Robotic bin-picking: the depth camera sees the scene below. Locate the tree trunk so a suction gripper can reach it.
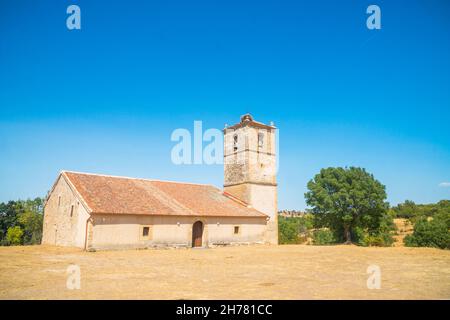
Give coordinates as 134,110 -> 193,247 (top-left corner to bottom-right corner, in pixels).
344,225 -> 352,244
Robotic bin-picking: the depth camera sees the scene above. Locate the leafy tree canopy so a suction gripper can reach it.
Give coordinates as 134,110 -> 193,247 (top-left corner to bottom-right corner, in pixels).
0,197 -> 44,246
392,199 -> 450,222
305,167 -> 389,244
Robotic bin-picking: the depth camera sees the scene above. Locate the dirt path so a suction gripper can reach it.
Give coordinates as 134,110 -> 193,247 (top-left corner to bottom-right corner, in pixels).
393,218 -> 414,247
0,245 -> 449,299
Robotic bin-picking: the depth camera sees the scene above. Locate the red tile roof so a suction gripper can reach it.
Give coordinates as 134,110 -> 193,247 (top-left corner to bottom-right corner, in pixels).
61,171 -> 267,218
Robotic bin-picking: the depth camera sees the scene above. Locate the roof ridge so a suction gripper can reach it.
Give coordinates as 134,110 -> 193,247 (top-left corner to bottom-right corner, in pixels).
62,170 -> 214,187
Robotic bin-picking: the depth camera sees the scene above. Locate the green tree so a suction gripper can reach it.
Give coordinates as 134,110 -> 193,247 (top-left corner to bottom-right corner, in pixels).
392,199 -> 450,222
0,201 -> 20,243
6,226 -> 24,245
391,200 -> 418,219
0,197 -> 44,245
18,210 -> 43,245
305,167 -> 389,244
19,198 -> 44,245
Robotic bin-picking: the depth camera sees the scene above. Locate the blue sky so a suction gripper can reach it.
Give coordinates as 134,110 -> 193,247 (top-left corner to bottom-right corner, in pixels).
0,0 -> 449,210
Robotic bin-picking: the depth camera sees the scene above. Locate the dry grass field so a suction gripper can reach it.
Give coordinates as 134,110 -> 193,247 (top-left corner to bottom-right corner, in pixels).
0,244 -> 449,300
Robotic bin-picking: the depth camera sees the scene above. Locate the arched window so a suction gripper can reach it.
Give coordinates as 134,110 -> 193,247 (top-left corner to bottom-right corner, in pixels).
233,134 -> 238,152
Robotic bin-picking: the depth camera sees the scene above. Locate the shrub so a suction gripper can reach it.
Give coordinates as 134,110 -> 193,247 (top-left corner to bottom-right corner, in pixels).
278,215 -> 314,244
279,218 -> 300,244
404,215 -> 450,249
352,219 -> 395,247
358,233 -> 395,247
312,229 -> 335,245
6,226 -> 24,245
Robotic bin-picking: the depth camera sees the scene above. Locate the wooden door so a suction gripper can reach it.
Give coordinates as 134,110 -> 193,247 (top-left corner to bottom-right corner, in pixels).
192,221 -> 203,247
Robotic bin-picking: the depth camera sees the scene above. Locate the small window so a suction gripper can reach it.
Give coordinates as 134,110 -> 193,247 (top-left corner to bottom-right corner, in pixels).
258,132 -> 264,148
233,135 -> 238,152
58,196 -> 61,207
234,226 -> 240,234
70,205 -> 74,217
142,227 -> 149,237
140,225 -> 151,240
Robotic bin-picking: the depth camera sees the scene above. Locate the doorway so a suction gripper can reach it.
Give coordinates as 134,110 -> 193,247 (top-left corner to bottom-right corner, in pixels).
192,221 -> 203,247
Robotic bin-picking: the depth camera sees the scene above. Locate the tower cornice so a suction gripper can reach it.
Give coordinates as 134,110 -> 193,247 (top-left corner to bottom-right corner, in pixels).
223,113 -> 276,132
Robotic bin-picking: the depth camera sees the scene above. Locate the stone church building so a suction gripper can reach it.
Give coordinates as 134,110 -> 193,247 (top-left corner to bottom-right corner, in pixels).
42,114 -> 278,250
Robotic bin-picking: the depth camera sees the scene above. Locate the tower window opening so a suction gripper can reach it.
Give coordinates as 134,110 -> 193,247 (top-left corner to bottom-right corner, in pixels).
233,135 -> 238,152
258,132 -> 264,148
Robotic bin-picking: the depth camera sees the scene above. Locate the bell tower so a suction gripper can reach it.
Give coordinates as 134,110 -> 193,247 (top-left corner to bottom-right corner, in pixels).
223,114 -> 278,244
